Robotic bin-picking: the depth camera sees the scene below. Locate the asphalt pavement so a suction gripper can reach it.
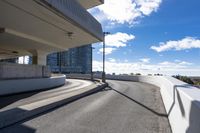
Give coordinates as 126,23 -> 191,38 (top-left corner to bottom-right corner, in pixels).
0,80 -> 171,133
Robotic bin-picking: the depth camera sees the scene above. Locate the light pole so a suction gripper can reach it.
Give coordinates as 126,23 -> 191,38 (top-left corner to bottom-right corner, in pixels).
59,52 -> 62,74
91,45 -> 95,81
102,32 -> 110,83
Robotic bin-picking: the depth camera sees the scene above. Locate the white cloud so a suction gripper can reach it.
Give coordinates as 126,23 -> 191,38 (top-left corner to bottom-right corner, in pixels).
174,59 -> 181,62
174,60 -> 192,65
124,59 -> 129,62
140,58 -> 150,63
159,61 -> 175,66
99,47 -> 116,55
136,0 -> 162,16
93,60 -> 198,76
98,32 -> 135,55
108,58 -> 116,62
151,37 -> 200,52
159,61 -> 192,69
97,0 -> 141,24
89,0 -> 162,25
179,61 -> 193,65
106,32 -> 135,47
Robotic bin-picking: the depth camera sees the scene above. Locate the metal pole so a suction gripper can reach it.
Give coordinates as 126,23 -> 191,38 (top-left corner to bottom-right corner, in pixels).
102,32 -> 110,83
59,52 -> 61,73
91,45 -> 93,81
102,37 -> 106,82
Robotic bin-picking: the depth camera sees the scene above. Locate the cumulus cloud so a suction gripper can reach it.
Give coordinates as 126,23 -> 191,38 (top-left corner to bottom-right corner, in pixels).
105,32 -> 135,47
159,61 -> 192,68
124,59 -> 129,62
108,58 -> 116,62
136,0 -> 162,15
93,60 -> 198,76
98,32 -> 135,55
99,47 -> 116,55
179,61 -> 193,65
140,58 -> 150,63
174,59 -> 181,62
89,0 -> 162,25
151,37 -> 200,52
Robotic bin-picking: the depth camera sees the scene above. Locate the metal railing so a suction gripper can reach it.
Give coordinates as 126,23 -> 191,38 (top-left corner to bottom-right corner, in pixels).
42,0 -> 103,41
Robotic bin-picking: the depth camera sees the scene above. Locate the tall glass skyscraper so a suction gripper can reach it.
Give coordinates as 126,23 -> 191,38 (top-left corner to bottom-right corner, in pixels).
47,44 -> 92,74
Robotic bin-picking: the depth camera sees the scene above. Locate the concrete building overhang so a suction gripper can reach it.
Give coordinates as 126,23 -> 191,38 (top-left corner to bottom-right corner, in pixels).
78,0 -> 104,9
0,0 -> 103,59
0,28 -> 62,59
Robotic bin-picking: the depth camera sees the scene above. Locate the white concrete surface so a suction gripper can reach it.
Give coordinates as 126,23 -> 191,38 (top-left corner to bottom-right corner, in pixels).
0,75 -> 66,96
66,74 -> 200,133
18,83 -> 97,111
111,76 -> 200,133
66,79 -> 94,92
0,0 -> 103,61
78,0 -> 104,9
0,62 -> 50,79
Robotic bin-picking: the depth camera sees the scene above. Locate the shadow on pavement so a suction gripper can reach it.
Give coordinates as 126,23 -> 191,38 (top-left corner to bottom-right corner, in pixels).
0,83 -> 67,110
107,86 -> 168,117
0,84 -> 107,130
0,92 -> 39,109
0,124 -> 36,133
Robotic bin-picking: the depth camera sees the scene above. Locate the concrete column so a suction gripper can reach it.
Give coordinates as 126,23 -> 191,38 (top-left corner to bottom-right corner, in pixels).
29,50 -> 47,65
32,55 -> 37,65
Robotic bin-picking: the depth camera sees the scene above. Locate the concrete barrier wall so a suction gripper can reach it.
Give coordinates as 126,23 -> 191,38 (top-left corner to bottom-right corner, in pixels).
66,74 -> 200,133
0,75 -> 66,96
0,63 -> 50,79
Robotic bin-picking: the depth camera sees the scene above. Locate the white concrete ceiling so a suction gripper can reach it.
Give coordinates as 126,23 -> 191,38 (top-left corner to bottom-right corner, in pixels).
0,0 -> 102,59
77,0 -> 103,9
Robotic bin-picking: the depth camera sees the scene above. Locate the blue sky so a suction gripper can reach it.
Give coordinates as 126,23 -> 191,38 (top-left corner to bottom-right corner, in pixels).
89,0 -> 200,76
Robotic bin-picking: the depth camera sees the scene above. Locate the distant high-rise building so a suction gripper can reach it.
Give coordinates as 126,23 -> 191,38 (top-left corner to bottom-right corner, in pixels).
0,58 -> 18,63
47,44 -> 92,74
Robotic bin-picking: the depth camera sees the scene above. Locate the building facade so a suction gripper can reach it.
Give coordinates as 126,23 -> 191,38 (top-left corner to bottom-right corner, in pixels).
47,44 -> 92,74
0,58 -> 18,63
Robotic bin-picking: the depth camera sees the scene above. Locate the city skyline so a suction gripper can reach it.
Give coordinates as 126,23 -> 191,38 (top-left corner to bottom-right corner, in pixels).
47,44 -> 92,74
90,0 -> 200,76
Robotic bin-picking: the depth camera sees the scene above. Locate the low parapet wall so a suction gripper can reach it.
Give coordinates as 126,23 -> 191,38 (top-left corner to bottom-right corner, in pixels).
109,75 -> 200,133
66,74 -> 200,133
0,63 -> 50,79
0,75 -> 66,96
